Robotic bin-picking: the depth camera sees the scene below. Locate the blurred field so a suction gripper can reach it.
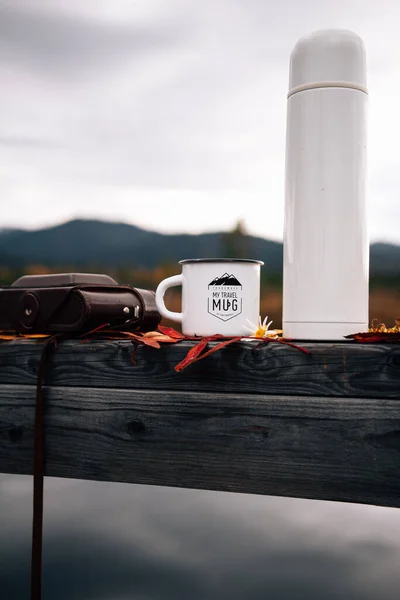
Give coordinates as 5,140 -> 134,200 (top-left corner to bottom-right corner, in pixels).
1,264 -> 399,331
163,286 -> 400,331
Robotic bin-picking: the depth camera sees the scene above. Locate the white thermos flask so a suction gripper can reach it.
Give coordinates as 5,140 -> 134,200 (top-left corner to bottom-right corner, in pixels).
282,30 -> 369,340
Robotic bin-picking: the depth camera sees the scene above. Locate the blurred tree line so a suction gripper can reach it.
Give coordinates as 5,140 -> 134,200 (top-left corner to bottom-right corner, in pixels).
0,220 -> 398,328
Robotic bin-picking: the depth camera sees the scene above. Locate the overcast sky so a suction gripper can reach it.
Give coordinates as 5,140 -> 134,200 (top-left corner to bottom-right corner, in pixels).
0,0 -> 399,243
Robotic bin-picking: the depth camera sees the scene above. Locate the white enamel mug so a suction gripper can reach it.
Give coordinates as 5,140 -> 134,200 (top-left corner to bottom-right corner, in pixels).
155,258 -> 264,337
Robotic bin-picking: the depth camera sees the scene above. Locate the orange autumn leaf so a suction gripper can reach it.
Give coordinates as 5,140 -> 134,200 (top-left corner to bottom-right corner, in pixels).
143,331 -> 178,343
139,336 -> 161,349
0,333 -> 51,340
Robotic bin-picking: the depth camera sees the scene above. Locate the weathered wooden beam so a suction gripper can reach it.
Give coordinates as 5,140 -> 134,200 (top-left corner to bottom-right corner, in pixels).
1,383 -> 400,508
0,339 -> 399,398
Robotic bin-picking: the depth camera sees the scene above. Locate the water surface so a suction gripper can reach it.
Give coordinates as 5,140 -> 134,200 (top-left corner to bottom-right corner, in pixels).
1,475 -> 400,599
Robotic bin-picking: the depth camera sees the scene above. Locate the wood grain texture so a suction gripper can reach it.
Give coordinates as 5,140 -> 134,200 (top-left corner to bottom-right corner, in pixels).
1,384 -> 400,507
0,339 -> 399,398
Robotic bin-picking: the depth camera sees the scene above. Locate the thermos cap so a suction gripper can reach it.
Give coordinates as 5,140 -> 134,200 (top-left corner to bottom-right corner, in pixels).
288,29 -> 367,97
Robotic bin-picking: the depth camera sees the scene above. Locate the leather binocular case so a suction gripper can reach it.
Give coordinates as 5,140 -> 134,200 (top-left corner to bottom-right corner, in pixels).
0,273 -> 161,334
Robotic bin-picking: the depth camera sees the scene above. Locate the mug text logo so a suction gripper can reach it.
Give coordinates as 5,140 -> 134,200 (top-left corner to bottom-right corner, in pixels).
207,273 -> 242,321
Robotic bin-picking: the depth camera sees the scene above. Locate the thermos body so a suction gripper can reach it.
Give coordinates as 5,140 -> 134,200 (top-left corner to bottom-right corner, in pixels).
283,30 -> 369,340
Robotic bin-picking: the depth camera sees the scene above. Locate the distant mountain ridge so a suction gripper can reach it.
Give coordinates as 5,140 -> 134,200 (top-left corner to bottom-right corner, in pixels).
0,218 -> 399,276
0,219 -> 283,272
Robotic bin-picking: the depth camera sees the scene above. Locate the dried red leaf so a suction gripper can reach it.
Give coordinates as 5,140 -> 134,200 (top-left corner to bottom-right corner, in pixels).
274,338 -> 311,355
80,328 -> 180,346
346,332 -> 400,343
243,336 -> 310,355
81,323 -> 111,337
158,326 -> 186,339
80,330 -> 135,343
174,336 -> 241,372
186,337 -> 241,363
174,338 -> 209,372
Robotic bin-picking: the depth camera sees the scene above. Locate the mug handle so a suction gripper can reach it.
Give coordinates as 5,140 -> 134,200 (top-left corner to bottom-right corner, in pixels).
155,274 -> 183,323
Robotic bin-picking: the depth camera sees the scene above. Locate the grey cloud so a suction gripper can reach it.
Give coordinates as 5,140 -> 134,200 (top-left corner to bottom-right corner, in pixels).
0,0 -> 371,190
0,134 -> 60,148
0,4 -> 187,79
0,0 -> 291,188
0,0 -> 399,241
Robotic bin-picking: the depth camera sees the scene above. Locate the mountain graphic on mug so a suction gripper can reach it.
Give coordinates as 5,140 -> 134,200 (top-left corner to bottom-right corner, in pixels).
208,273 -> 242,286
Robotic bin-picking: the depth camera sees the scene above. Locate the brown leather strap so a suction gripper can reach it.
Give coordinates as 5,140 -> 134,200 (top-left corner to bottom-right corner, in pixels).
31,335 -> 60,600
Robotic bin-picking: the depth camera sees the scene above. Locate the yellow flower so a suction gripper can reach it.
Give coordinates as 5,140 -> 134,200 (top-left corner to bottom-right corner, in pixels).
243,316 -> 281,338
369,318 -> 400,333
